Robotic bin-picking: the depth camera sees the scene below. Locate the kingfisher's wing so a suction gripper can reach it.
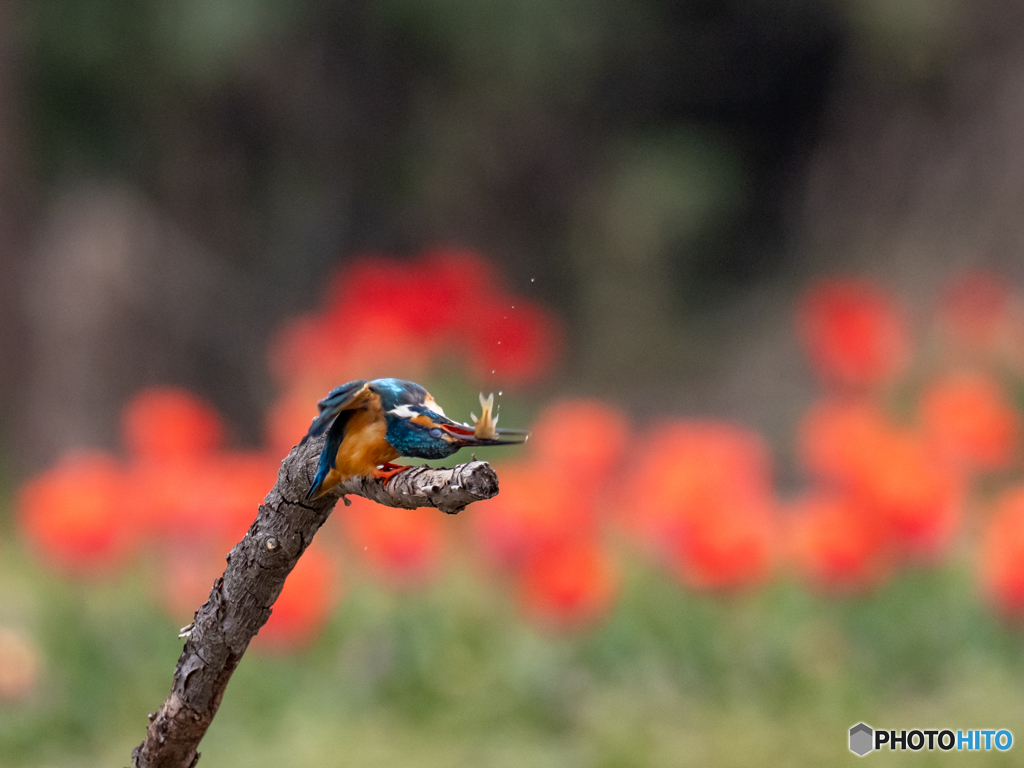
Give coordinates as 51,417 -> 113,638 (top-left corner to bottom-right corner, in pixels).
301,379 -> 372,443
304,379 -> 387,500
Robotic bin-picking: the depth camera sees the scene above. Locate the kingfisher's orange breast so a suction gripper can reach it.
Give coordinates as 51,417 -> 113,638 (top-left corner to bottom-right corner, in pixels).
327,406 -> 400,487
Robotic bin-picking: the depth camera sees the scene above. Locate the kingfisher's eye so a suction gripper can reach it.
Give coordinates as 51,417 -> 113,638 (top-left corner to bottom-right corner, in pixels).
429,428 -> 443,438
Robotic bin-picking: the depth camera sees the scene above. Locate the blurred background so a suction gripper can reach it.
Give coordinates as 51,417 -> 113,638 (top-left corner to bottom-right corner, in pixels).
4,0 -> 1024,765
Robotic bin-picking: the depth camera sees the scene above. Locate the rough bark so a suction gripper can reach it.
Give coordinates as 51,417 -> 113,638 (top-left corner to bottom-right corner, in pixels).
129,435 -> 498,768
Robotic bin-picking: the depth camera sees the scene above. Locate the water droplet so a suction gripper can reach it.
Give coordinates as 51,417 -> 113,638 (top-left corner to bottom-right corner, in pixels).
497,341 -> 501,344
491,369 -> 495,374
498,391 -> 503,396
530,278 -> 535,282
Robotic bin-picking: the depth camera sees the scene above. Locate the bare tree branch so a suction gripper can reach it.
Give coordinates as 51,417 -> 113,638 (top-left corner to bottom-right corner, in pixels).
129,435 -> 499,768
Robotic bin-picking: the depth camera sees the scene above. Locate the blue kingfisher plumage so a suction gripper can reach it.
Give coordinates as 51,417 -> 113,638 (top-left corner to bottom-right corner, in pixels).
302,378 -> 528,499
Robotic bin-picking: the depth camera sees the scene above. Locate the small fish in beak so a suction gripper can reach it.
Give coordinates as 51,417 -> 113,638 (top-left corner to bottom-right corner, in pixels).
471,392 -> 499,440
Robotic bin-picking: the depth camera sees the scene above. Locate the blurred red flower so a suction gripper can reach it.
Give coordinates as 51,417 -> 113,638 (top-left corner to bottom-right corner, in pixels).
668,494 -> 776,590
939,271 -> 1011,350
787,493 -> 890,592
416,248 -> 499,326
323,254 -> 440,338
979,486 -> 1024,619
341,496 -> 445,584
797,278 -> 910,388
18,452 -> 135,574
125,452 -> 276,548
652,422 -> 772,497
123,460 -> 206,541
517,537 -> 618,628
202,453 -> 278,544
121,387 -> 225,464
473,462 -> 593,568
797,399 -> 964,557
268,250 -> 562,390
528,399 -> 630,489
324,250 -> 508,350
625,422 -> 772,537
920,372 -> 1021,472
854,429 -> 963,558
623,421 -> 776,589
468,301 -> 562,385
798,398 -> 891,484
254,544 -> 340,651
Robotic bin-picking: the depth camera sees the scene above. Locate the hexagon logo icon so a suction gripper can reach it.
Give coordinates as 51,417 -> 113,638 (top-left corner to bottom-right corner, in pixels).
849,723 -> 874,756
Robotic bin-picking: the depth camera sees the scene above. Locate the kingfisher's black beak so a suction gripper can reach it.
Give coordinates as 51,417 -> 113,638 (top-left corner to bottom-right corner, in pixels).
459,430 -> 529,448
439,422 -> 529,447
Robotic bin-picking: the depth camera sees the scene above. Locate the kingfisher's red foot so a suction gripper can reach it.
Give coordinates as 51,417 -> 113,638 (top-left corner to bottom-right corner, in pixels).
373,463 -> 411,484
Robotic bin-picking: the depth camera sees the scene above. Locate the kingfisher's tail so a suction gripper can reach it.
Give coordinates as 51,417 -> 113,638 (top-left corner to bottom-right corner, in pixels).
306,409 -> 354,499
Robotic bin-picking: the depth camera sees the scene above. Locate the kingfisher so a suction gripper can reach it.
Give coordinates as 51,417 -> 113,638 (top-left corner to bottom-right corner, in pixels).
302,378 -> 528,500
